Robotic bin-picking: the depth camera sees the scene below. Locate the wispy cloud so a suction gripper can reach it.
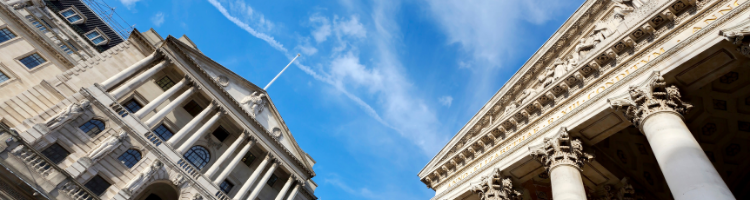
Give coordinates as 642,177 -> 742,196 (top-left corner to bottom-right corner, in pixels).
119,0 -> 142,9
310,14 -> 332,43
151,12 -> 165,27
438,96 -> 453,107
206,0 -> 287,52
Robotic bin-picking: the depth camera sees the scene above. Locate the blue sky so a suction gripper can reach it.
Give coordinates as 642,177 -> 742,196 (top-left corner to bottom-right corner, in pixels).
104,0 -> 583,199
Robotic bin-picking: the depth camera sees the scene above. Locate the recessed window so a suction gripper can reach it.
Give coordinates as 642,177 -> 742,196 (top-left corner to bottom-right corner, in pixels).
219,180 -> 234,194
123,99 -> 142,113
0,28 -> 17,43
183,100 -> 203,117
266,174 -> 278,187
85,30 -> 108,46
212,126 -> 230,142
59,7 -> 84,24
84,175 -> 111,196
153,124 -> 174,141
79,119 -> 105,136
242,153 -> 256,166
156,76 -> 175,91
31,20 -> 47,32
19,53 -> 46,69
184,146 -> 210,169
117,149 -> 141,168
40,143 -> 69,164
0,70 -> 10,84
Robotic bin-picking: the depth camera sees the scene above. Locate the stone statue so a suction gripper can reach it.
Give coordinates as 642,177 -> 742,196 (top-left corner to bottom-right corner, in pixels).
518,88 -> 539,105
470,168 -> 522,200
124,160 -> 162,194
46,100 -> 90,130
611,0 -> 636,21
241,91 -> 266,116
87,132 -> 128,162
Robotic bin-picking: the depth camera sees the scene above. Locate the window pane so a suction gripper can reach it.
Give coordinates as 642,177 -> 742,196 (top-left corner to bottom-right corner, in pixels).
19,53 -> 46,69
123,100 -> 142,113
79,119 -> 105,136
117,149 -> 141,168
153,124 -> 174,141
242,153 -> 256,166
84,175 -> 111,196
266,174 -> 278,187
67,15 -> 82,23
0,28 -> 17,43
156,76 -> 175,91
0,71 -> 10,84
183,100 -> 203,117
86,31 -> 100,39
219,180 -> 234,194
61,10 -> 76,17
183,146 -> 210,169
92,36 -> 106,44
40,143 -> 69,164
212,126 -> 229,142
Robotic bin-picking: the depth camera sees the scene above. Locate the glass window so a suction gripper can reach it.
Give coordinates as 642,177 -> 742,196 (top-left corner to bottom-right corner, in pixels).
182,100 -> 203,117
0,28 -> 16,43
84,175 -> 111,196
31,21 -> 47,32
19,53 -> 46,69
60,9 -> 83,23
183,146 -> 210,169
79,119 -> 105,136
40,143 -> 69,164
117,149 -> 141,168
123,99 -> 142,113
219,180 -> 234,194
0,70 -> 10,84
156,76 -> 175,91
153,124 -> 174,141
266,174 -> 278,187
242,153 -> 256,166
212,126 -> 229,142
85,30 -> 107,45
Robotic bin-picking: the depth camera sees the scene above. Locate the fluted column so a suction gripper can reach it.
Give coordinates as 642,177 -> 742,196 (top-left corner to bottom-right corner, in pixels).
143,86 -> 197,127
529,127 -> 593,200
285,183 -> 300,200
110,60 -> 169,99
134,76 -> 191,119
274,175 -> 296,200
101,52 -> 159,90
608,73 -> 733,200
235,154 -> 273,200
211,135 -> 256,184
469,168 -> 522,200
176,108 -> 224,153
247,160 -> 279,200
168,102 -> 216,146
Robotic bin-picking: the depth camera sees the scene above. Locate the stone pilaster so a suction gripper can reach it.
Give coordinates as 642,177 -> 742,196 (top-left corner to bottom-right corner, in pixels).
469,168 -> 521,200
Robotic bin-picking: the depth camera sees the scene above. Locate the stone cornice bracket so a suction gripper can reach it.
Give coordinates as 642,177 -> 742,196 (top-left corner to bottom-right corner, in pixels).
719,14 -> 750,56
528,127 -> 594,172
184,75 -> 196,86
607,71 -> 692,129
469,168 -> 522,200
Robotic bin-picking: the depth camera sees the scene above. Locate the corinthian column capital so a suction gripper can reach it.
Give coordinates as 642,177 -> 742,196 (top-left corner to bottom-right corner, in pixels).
469,168 -> 522,200
607,72 -> 693,128
529,127 -> 593,172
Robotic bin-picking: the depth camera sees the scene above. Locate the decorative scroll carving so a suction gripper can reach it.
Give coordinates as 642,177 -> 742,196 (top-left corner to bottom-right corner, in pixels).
470,168 -> 522,200
529,127 -> 593,171
720,15 -> 750,56
87,132 -> 128,162
46,100 -> 90,130
607,72 -> 692,128
240,91 -> 267,116
124,160 -> 163,194
213,75 -> 229,87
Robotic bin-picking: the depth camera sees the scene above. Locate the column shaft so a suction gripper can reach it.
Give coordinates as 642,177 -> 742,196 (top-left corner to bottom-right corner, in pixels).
642,112 -> 734,200
101,52 -> 159,90
212,139 -> 255,185
168,103 -> 216,146
234,155 -> 271,200
134,78 -> 188,119
143,87 -> 195,127
247,162 -> 278,200
111,60 -> 168,99
176,111 -> 222,153
285,184 -> 300,200
550,165 -> 587,200
274,176 -> 295,200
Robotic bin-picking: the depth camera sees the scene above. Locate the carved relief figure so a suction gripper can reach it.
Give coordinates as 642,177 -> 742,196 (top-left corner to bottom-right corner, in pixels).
241,91 -> 267,116
611,0 -> 636,21
46,100 -> 90,130
538,58 -> 569,88
87,132 -> 128,162
124,160 -> 162,194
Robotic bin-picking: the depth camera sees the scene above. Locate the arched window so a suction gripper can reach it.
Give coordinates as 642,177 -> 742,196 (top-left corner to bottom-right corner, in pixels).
184,146 -> 210,169
79,119 -> 105,136
117,149 -> 141,168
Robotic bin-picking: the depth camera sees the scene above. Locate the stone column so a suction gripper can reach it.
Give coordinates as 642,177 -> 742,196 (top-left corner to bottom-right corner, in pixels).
247,160 -> 279,200
285,183 -> 300,200
211,136 -> 256,185
274,175 -> 296,200
469,168 -> 522,200
234,154 -> 272,200
608,74 -> 734,200
529,127 -> 593,200
110,60 -> 169,99
167,102 -> 217,146
134,76 -> 191,119
143,86 -> 196,127
176,108 -> 224,154
101,52 -> 159,90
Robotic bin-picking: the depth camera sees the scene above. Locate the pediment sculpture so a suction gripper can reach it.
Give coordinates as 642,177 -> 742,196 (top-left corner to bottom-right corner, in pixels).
612,0 -> 651,21
241,91 -> 267,116
470,168 -> 522,200
46,100 -> 90,130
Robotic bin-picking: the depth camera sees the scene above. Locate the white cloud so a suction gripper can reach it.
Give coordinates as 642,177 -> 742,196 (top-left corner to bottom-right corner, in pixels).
310,15 -> 332,43
207,0 -> 287,52
151,12 -> 165,27
438,96 -> 453,107
119,0 -> 142,9
334,15 -> 366,38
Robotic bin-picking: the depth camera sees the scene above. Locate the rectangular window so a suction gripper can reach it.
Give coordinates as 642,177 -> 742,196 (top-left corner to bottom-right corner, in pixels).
242,153 -> 256,166
123,99 -> 142,113
0,70 -> 10,84
183,100 -> 203,117
19,53 -> 46,69
153,124 -> 174,141
40,143 -> 69,164
212,126 -> 230,142
84,175 -> 111,196
266,174 -> 278,187
60,8 -> 83,24
85,30 -> 107,45
0,28 -> 17,43
219,180 -> 234,194
156,76 -> 175,91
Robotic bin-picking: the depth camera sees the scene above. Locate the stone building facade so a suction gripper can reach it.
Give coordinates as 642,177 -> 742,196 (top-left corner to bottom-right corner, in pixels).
420,0 -> 750,200
0,0 -> 318,200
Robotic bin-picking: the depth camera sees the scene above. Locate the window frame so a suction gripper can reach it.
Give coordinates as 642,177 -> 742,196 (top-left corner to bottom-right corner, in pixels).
242,152 -> 256,167
153,123 -> 175,141
0,27 -> 18,44
117,149 -> 142,168
266,174 -> 278,187
15,52 -> 48,71
219,180 -> 234,194
0,63 -> 17,87
156,75 -> 176,91
84,28 -> 109,46
122,98 -> 143,114
83,175 -> 112,196
58,7 -> 86,24
79,119 -> 106,137
182,100 -> 204,117
211,126 -> 230,142
40,143 -> 71,164
183,146 -> 211,170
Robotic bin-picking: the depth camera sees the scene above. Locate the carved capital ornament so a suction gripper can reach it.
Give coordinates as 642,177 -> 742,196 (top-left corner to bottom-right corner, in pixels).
470,168 -> 522,200
607,72 -> 692,128
529,127 -> 593,172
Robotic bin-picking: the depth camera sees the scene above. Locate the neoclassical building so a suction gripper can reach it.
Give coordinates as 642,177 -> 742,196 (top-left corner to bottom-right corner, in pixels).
0,0 -> 318,200
420,0 -> 750,200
